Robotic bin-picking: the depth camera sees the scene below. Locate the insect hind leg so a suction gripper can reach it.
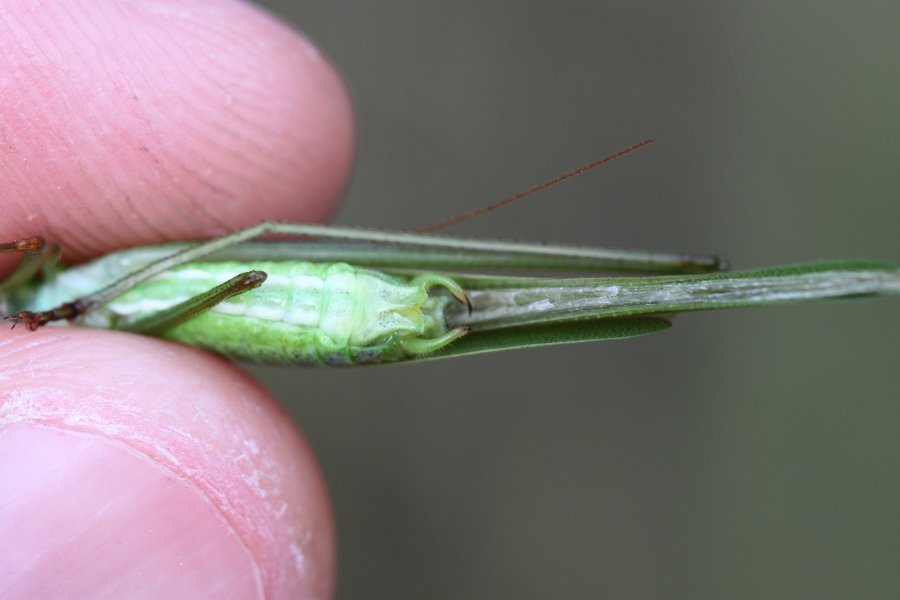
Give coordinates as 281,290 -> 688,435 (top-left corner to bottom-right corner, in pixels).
125,270 -> 268,336
399,326 -> 468,356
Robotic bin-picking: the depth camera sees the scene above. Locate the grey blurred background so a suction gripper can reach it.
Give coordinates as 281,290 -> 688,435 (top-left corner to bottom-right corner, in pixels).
247,3 -> 900,598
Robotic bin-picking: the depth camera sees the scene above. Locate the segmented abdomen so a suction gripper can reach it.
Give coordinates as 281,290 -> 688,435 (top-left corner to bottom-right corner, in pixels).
27,258 -> 454,365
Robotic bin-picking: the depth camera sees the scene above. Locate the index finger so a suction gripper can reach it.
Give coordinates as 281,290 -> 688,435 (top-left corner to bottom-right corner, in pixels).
0,0 -> 356,266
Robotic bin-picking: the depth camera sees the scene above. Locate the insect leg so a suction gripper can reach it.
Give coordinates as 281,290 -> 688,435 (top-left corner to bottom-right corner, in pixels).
399,326 -> 469,356
252,223 -> 726,273
408,272 -> 471,312
0,237 -> 46,254
5,224 -> 281,327
0,237 -> 60,295
123,270 -> 268,336
7,217 -> 724,329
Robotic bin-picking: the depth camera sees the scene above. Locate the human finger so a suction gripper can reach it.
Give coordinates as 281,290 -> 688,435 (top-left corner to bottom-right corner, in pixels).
0,0 -> 355,266
0,327 -> 335,598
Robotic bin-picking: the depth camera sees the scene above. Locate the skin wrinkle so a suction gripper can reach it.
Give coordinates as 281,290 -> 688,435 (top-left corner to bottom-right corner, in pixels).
55,3 -> 102,65
5,17 -> 103,250
125,10 -> 277,221
116,40 -> 183,233
131,20 -> 291,227
0,31 -> 51,225
94,31 -> 202,235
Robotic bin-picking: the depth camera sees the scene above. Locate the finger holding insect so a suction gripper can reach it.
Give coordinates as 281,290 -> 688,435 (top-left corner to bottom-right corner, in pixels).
0,0 -> 355,270
0,326 -> 335,598
0,1 -> 350,596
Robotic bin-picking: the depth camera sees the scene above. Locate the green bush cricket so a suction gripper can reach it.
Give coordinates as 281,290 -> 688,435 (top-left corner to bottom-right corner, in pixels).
2,141 -> 897,366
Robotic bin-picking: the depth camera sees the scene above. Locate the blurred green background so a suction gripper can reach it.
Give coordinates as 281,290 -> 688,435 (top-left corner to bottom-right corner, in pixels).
248,3 -> 899,598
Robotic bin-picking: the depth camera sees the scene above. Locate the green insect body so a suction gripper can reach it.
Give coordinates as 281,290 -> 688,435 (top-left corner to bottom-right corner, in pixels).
2,138 -> 896,366
156,262 -> 465,365
11,250 -> 466,365
3,221 -> 898,367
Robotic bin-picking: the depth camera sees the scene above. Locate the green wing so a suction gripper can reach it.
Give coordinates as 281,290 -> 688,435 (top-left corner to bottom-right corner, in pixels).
420,261 -> 899,361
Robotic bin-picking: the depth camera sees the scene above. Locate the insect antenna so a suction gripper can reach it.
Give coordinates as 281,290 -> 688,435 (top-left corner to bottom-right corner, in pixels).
415,138 -> 654,234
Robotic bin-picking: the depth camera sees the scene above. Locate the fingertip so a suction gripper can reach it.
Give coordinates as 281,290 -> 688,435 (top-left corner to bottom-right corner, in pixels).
0,0 -> 356,261
0,328 -> 335,598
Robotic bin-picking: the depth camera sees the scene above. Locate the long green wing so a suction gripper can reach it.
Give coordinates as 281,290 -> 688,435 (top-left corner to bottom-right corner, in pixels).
420,261 -> 899,360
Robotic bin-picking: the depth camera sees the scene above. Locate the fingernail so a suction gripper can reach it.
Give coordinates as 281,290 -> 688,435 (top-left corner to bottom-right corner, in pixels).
0,424 -> 263,598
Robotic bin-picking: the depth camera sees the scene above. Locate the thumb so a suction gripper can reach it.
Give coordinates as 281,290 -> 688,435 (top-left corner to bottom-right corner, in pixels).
0,328 -> 334,598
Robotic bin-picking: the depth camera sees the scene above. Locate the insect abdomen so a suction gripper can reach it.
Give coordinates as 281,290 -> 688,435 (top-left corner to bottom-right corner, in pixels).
109,261 -> 454,365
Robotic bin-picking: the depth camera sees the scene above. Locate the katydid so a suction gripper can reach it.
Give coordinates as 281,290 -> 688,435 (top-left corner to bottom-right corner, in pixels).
1,143 -> 897,366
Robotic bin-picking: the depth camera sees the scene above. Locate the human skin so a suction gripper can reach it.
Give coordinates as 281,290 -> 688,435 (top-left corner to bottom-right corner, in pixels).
0,1 -> 355,598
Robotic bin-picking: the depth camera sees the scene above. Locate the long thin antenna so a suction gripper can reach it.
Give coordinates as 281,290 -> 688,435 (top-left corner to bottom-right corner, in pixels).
416,138 -> 654,234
